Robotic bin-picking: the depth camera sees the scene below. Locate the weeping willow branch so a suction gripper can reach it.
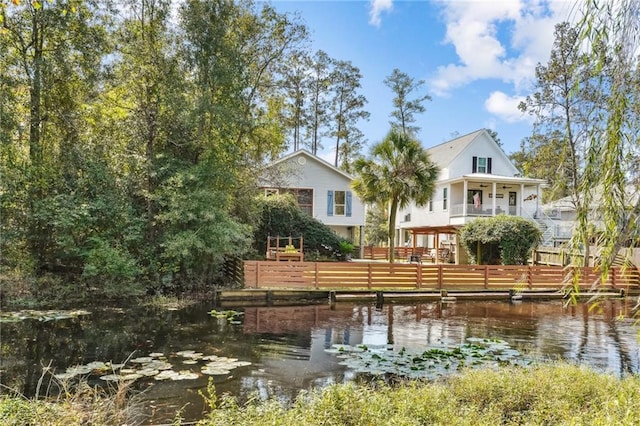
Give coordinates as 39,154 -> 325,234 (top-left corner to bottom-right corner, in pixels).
574,0 -> 640,283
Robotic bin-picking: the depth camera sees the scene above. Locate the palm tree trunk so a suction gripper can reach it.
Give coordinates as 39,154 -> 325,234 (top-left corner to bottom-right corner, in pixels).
388,199 -> 399,263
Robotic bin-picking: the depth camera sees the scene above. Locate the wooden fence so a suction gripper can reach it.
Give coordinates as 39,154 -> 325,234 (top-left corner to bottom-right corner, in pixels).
244,260 -> 640,291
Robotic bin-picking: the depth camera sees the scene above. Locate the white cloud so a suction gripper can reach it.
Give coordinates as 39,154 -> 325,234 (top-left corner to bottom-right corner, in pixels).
429,1 -> 574,97
484,91 -> 529,123
369,0 -> 393,27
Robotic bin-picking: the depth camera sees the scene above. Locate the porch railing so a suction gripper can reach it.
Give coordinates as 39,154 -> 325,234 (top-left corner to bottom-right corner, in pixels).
450,203 -> 516,217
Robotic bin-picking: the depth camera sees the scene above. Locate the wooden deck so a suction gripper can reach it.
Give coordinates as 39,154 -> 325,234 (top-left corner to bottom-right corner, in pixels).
243,260 -> 640,293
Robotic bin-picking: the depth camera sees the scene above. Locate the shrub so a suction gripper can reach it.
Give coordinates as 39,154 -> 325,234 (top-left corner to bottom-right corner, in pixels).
252,194 -> 342,258
459,215 -> 541,264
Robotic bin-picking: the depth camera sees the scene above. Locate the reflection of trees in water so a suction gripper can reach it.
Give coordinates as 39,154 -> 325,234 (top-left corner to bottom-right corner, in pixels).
4,299 -> 640,409
568,300 -> 636,375
1,303 -> 256,397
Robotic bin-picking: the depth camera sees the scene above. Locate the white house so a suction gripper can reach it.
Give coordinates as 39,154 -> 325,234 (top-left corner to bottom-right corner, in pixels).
396,129 -> 547,263
541,184 -> 640,246
259,149 -> 366,243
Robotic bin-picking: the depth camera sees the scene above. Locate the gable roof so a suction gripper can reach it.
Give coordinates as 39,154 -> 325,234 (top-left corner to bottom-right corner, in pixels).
263,149 -> 355,181
425,129 -> 485,168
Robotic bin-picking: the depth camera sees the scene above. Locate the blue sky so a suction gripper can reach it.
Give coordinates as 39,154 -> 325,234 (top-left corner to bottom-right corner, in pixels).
267,0 -> 577,159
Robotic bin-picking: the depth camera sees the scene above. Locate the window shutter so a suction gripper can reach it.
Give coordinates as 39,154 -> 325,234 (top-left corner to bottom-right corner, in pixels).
472,156 -> 477,173
346,191 -> 352,217
327,191 -> 334,216
487,157 -> 492,174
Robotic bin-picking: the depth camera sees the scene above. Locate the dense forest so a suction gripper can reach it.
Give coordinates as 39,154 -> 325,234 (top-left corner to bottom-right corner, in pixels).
0,0 -> 374,298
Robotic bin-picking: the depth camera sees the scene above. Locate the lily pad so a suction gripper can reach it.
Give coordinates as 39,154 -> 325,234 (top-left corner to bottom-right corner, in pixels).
201,368 -> 231,376
130,356 -> 153,364
325,338 -> 532,380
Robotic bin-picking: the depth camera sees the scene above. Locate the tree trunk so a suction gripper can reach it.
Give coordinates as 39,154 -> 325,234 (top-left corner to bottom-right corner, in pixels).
388,199 -> 398,263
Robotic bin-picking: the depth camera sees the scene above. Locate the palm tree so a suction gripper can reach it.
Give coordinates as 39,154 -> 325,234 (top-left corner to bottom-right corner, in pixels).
352,130 -> 439,263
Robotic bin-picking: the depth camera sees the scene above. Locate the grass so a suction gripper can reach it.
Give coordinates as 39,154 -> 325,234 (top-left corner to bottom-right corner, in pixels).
3,363 -> 640,425
197,363 -> 640,426
0,373 -> 145,426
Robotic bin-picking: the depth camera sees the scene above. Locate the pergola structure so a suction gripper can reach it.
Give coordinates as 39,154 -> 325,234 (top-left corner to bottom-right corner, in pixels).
406,225 -> 460,263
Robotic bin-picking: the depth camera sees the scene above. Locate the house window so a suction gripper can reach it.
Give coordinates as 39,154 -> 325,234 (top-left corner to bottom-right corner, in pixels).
334,190 -> 346,215
285,188 -> 313,216
443,188 -> 448,210
267,188 -> 313,215
429,200 -> 433,212
327,190 -> 352,217
472,156 -> 492,174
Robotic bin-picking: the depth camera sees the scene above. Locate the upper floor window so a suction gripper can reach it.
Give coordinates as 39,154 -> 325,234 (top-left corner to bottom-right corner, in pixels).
443,188 -> 448,210
428,199 -> 433,212
285,188 -> 313,216
472,156 -> 492,174
327,190 -> 352,217
264,188 -> 313,215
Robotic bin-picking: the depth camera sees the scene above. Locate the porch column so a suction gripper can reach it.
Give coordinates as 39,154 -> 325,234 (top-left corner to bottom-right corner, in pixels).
491,182 -> 497,215
463,179 -> 468,216
359,225 -> 364,259
520,184 -> 525,216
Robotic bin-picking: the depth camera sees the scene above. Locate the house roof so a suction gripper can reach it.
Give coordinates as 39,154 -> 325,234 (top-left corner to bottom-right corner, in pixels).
542,184 -> 640,212
425,129 -> 486,168
263,149 -> 355,181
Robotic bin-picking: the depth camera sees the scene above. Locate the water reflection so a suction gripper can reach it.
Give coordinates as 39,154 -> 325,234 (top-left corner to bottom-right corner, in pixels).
1,299 -> 639,424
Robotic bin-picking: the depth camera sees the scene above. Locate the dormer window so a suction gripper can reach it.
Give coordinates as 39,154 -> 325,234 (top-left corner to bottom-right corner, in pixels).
472,156 -> 492,174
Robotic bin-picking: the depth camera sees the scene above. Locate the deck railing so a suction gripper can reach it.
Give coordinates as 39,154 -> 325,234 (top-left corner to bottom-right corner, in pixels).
244,261 -> 640,291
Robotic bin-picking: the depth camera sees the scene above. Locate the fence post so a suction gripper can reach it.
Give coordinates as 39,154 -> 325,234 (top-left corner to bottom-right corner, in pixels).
611,267 -> 617,289
416,263 -> 422,289
484,266 -> 489,289
255,261 -> 261,289
437,264 -> 443,289
527,266 -> 533,290
368,263 -> 373,289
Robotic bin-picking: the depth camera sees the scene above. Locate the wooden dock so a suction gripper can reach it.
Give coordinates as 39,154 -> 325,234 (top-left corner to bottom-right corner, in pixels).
214,288 -> 630,307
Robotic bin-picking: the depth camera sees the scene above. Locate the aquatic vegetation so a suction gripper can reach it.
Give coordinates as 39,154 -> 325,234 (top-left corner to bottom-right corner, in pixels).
325,337 -> 532,379
209,309 -> 244,324
143,295 -> 196,311
0,309 -> 91,323
53,350 -> 251,384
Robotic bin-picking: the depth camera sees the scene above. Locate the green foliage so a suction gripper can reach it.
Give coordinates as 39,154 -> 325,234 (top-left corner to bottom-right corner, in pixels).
253,194 -> 342,258
198,364 -> 640,425
4,363 -> 640,425
364,204 -> 388,246
338,240 -> 355,255
353,130 -> 439,262
383,68 -> 431,136
517,22 -> 598,209
459,216 -> 541,265
576,0 -> 640,276
155,166 -> 252,290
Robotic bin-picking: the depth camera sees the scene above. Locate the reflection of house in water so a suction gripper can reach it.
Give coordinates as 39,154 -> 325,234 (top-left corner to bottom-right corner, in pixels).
240,300 -> 639,398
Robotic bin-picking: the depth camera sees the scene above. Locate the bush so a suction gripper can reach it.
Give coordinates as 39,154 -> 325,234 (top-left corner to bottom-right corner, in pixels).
252,194 -> 342,258
459,215 -> 541,264
198,364 -> 640,425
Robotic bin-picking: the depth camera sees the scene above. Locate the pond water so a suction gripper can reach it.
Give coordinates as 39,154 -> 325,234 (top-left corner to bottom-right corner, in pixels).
2,298 -> 640,424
